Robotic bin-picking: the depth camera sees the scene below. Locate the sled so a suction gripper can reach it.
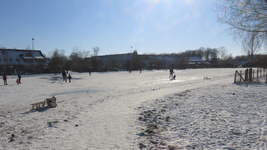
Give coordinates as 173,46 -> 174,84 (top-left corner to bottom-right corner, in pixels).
204,77 -> 211,80
30,97 -> 57,111
30,101 -> 47,111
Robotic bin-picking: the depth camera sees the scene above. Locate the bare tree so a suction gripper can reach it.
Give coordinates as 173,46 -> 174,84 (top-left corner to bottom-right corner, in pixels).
92,46 -> 100,56
70,46 -> 90,72
209,48 -> 219,64
215,0 -> 267,44
72,46 -> 90,58
242,32 -> 262,61
91,46 -> 101,71
49,49 -> 67,72
218,46 -> 228,60
204,48 -> 211,61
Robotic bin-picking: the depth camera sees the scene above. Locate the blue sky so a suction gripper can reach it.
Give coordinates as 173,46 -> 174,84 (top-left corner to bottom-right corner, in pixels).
0,0 -> 244,57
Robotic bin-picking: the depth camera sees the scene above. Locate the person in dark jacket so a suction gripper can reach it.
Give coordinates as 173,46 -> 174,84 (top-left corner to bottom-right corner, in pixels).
17,71 -> 21,84
3,73 -> 7,85
62,70 -> 67,82
89,68 -> 91,76
68,74 -> 72,83
170,67 -> 174,76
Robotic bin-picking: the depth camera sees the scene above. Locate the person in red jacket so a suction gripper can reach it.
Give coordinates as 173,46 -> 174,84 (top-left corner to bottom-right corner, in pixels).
3,73 -> 7,85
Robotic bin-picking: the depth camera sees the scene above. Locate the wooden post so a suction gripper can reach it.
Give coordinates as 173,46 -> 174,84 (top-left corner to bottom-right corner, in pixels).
253,70 -> 255,79
236,70 -> 247,84
245,69 -> 248,81
249,68 -> 252,82
234,71 -> 237,83
240,70 -> 242,82
257,68 -> 259,82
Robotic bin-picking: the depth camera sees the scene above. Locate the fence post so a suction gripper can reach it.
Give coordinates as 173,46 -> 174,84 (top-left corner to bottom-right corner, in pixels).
240,70 -> 242,82
235,70 -> 247,86
234,71 -> 237,83
249,68 -> 252,82
257,68 -> 259,82
245,69 -> 248,81
253,70 -> 255,79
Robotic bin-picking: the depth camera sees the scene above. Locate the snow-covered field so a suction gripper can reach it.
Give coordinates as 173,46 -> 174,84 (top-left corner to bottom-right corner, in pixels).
0,68 -> 267,149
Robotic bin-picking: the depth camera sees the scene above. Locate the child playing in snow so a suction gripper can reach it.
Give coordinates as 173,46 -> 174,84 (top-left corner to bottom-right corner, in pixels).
68,74 -> 72,83
3,73 -> 7,85
16,78 -> 19,85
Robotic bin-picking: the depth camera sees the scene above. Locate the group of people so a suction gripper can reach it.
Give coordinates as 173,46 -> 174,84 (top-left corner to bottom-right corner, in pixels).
3,68 -> 174,85
2,71 -> 22,85
62,70 -> 72,83
3,70 -> 72,85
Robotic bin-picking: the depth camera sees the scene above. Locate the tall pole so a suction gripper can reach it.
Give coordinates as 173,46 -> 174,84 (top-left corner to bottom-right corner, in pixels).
32,38 -> 35,74
131,46 -> 132,71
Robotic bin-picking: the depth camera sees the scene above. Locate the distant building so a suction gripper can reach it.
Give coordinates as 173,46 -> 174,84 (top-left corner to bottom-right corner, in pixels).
0,49 -> 49,74
139,54 -> 180,69
188,57 -> 210,68
239,61 -> 247,67
85,53 -> 133,71
85,53 -> 214,71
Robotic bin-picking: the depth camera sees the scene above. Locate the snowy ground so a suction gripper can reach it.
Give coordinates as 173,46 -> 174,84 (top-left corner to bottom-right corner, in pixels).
0,68 -> 266,149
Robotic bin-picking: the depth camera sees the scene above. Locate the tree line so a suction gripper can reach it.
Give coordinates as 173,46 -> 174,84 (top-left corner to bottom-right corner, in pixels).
47,45 -> 267,73
215,0 -> 267,62
47,46 -> 100,73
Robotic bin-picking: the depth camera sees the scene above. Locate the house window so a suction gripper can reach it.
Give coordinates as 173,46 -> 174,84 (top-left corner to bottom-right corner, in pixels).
3,58 -> 7,61
0,58 -> 1,61
16,58 -> 20,62
9,58 -> 12,61
24,59 -> 32,63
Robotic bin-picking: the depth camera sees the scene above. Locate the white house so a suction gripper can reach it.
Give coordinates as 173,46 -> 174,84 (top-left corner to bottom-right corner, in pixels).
0,49 -> 49,74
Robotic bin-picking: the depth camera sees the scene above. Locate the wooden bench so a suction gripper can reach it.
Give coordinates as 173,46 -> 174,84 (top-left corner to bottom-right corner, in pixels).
30,101 -> 46,110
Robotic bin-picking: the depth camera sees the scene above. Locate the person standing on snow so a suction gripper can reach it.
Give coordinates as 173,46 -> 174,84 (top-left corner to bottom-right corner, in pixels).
89,68 -> 91,76
17,71 -> 21,84
68,74 -> 72,83
16,78 -> 19,85
3,73 -> 7,85
170,67 -> 174,76
62,70 -> 67,82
